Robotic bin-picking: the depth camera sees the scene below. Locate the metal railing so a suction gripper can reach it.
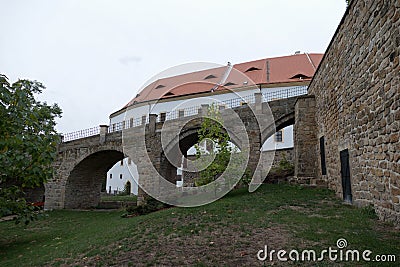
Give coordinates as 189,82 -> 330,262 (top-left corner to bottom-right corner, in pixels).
62,126 -> 100,142
61,85 -> 308,142
262,85 -> 307,102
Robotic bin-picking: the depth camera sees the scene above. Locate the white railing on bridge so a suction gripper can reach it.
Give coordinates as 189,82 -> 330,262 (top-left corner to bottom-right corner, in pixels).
262,85 -> 308,102
61,85 -> 307,142
62,126 -> 100,142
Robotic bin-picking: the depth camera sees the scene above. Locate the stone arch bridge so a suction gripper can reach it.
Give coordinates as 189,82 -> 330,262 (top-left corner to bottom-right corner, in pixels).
45,92 -> 317,209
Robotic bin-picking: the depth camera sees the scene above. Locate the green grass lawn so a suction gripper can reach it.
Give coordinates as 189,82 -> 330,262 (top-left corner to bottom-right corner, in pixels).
0,184 -> 399,266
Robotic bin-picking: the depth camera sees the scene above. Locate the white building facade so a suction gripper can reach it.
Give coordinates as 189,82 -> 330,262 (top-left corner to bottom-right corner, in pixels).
106,158 -> 138,195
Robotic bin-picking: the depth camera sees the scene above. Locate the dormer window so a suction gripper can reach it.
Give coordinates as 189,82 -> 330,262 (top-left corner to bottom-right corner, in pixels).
290,74 -> 311,80
164,92 -> 174,96
204,74 -> 217,80
155,84 -> 166,89
224,82 -> 237,86
245,67 -> 261,72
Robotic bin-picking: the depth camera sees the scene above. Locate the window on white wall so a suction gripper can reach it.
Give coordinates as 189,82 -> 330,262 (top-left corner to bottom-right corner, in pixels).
109,174 -> 112,179
120,160 -> 123,166
275,130 -> 283,142
128,158 -> 132,165
120,174 -> 123,179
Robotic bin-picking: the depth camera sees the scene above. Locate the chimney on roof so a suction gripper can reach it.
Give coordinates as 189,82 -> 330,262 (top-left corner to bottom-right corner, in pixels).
294,51 -> 301,55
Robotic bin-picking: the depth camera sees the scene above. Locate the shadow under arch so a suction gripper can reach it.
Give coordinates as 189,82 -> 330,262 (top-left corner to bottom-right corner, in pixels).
64,149 -> 125,209
261,112 -> 295,145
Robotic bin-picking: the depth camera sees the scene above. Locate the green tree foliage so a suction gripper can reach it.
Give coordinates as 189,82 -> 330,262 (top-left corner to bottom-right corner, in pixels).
194,104 -> 250,189
194,104 -> 231,187
118,181 -> 131,196
0,74 -> 62,224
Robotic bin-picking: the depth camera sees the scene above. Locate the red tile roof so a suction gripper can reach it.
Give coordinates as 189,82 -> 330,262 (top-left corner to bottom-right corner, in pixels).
124,53 -> 323,107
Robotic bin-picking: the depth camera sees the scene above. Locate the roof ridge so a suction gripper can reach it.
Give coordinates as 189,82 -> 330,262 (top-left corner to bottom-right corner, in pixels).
231,53 -> 323,67
151,65 -> 225,81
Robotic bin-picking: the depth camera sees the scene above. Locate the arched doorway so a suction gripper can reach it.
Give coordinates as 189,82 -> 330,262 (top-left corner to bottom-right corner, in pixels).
125,181 -> 131,195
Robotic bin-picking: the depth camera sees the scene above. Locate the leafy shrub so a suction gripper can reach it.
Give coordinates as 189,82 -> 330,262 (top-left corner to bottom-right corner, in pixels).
238,168 -> 252,187
122,198 -> 170,217
278,154 -> 294,171
265,153 -> 294,184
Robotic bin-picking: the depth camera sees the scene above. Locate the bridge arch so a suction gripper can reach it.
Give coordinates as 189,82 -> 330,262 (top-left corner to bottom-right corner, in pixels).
168,123 -> 244,155
64,149 -> 125,209
156,116 -> 245,188
260,111 -> 295,145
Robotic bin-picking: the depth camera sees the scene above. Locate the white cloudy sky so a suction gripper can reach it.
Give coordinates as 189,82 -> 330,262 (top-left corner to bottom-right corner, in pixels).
0,0 -> 347,133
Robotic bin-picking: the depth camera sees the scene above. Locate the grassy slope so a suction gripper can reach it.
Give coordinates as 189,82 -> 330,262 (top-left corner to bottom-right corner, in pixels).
0,184 -> 399,266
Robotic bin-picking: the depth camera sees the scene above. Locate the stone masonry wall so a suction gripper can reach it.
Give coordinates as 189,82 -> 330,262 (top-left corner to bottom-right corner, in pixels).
292,96 -> 319,185
270,148 -> 294,167
308,0 -> 400,225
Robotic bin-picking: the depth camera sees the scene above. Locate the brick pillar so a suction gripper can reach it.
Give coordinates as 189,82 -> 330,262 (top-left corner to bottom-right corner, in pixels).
149,114 -> 157,134
201,104 -> 209,116
137,187 -> 147,206
254,92 -> 262,113
160,112 -> 166,122
99,125 -> 108,144
293,96 -> 318,185
44,181 -> 65,210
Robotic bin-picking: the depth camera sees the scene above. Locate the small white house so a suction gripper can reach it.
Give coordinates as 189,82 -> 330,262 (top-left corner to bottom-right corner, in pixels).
106,157 -> 138,195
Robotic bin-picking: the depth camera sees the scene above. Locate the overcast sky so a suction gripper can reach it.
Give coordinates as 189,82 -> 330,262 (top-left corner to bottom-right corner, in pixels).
0,0 -> 347,133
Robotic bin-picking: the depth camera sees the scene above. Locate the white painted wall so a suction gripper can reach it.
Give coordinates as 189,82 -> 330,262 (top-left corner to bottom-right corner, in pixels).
106,157 -> 138,195
261,125 -> 293,151
109,85 -> 304,126
110,89 -> 258,125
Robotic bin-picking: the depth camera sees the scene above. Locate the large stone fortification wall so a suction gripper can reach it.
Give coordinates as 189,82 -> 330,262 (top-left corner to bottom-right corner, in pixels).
308,0 -> 399,224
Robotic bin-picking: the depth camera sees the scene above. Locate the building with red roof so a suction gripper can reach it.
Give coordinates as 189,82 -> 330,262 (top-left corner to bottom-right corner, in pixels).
115,53 -> 322,112
107,53 -> 323,193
